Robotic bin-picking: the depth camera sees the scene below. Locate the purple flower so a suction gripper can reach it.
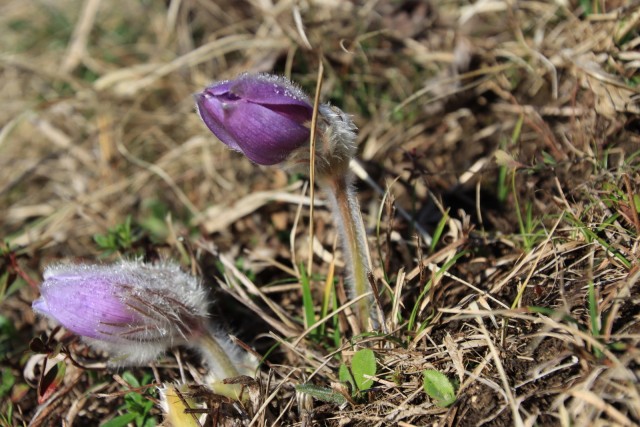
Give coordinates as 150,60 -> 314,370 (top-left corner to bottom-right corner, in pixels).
32,261 -> 209,364
195,73 -> 313,165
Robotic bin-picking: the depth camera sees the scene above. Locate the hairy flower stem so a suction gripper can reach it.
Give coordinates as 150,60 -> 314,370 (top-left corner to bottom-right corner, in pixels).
321,172 -> 377,332
192,331 -> 248,400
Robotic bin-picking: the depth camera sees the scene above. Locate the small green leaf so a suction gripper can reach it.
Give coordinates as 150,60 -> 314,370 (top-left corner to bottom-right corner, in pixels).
423,370 -> 456,407
121,371 -> 140,388
295,384 -> 347,405
351,348 -> 376,391
0,368 -> 15,397
608,341 -> 626,351
541,150 -> 557,166
338,363 -> 355,391
93,234 -> 112,249
93,215 -> 139,256
101,413 -> 138,427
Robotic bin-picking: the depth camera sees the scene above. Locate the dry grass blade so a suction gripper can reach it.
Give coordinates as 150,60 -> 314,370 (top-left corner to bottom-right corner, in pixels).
217,253 -> 300,337
60,0 -> 102,73
471,301 -> 525,427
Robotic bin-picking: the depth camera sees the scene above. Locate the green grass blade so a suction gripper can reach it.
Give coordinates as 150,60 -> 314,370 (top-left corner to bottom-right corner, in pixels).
564,213 -> 631,268
299,263 -> 317,337
587,281 -> 603,358
430,209 -> 449,253
408,251 -> 466,331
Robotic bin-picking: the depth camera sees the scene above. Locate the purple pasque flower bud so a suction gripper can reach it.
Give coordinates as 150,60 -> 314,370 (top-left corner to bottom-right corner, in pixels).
195,73 -> 313,165
32,260 -> 209,365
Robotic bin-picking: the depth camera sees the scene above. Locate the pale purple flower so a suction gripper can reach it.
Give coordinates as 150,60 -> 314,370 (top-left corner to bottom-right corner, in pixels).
32,260 -> 209,364
195,73 -> 313,165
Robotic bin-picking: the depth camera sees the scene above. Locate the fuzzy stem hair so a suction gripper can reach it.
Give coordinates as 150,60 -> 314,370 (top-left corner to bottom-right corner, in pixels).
321,172 -> 377,332
191,326 -> 255,400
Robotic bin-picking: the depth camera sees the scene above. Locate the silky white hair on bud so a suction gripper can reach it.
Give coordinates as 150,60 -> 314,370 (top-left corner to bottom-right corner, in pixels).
35,260 -> 210,365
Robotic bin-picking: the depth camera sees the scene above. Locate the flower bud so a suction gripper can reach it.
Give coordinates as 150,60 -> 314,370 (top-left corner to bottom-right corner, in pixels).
32,260 -> 209,365
195,73 -> 313,165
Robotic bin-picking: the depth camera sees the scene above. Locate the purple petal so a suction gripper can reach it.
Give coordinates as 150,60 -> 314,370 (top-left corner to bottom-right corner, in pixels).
264,103 -> 314,125
206,80 -> 232,96
196,74 -> 314,165
222,101 -> 310,165
33,261 -> 211,365
195,92 -> 242,151
36,276 -> 137,339
230,74 -> 312,109
32,297 -> 49,316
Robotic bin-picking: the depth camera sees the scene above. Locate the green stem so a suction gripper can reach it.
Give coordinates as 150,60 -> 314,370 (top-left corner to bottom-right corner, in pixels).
321,172 -> 377,332
193,330 -> 251,400
197,334 -> 241,379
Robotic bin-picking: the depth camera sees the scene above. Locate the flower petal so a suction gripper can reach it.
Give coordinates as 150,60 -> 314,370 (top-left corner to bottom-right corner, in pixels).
36,275 -> 136,339
230,74 -> 312,108
196,73 -> 314,165
222,101 -> 310,165
195,91 -> 242,151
